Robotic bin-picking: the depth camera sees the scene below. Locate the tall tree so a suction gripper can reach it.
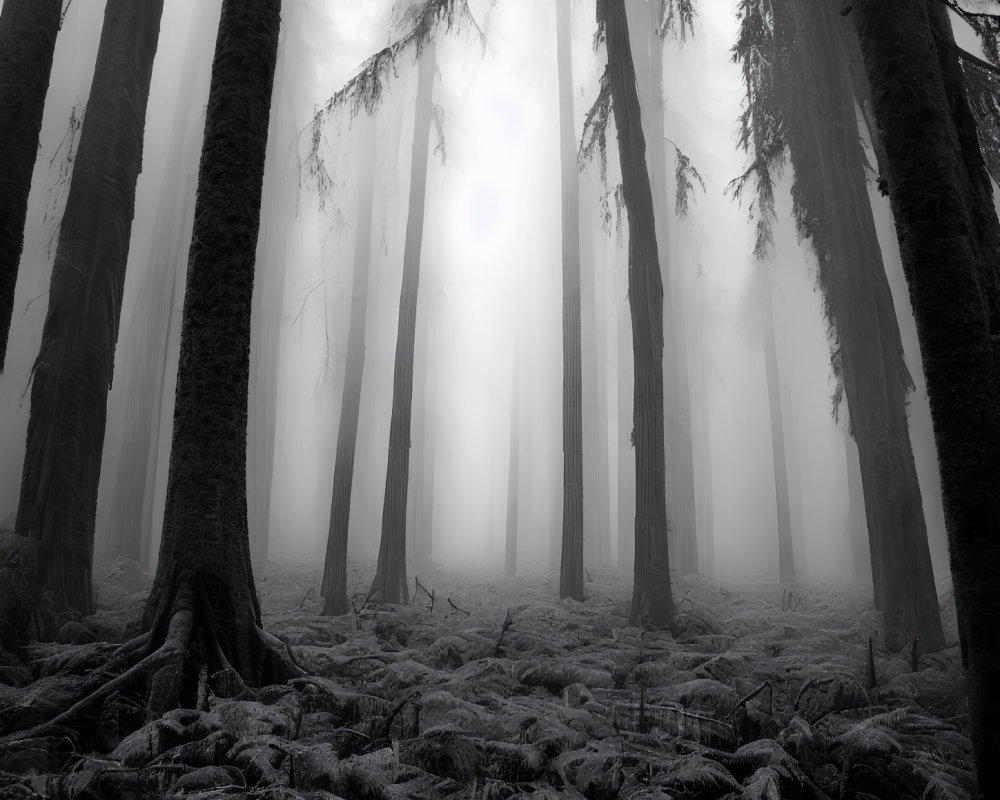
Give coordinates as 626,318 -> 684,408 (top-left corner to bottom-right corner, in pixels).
785,0 -> 942,649
760,272 -> 794,583
849,0 -> 1000,790
557,0 -> 585,601
12,0 -> 164,628
0,0 -> 63,371
143,0 -> 288,697
369,40 -> 436,605
505,358 -> 519,577
629,0 -> 699,576
321,118 -> 377,616
600,0 -> 674,627
731,0 -> 944,647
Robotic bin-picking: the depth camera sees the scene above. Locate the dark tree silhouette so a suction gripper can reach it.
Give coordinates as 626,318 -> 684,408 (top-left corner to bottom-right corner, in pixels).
11,0 -> 164,631
321,120 -> 377,616
782,0 -> 943,650
600,0 -> 674,627
369,41 -> 436,606
0,0 -> 62,371
849,0 -> 1000,791
143,0 -> 290,696
557,0 -> 585,602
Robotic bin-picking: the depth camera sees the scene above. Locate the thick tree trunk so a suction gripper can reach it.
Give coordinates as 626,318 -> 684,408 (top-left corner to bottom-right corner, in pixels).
557,0 -> 584,601
14,0 -> 164,627
601,0 -> 674,627
784,0 -> 943,651
321,119 -> 377,616
850,0 -> 1000,791
144,0 -> 284,692
0,0 -> 62,372
369,42 -> 436,606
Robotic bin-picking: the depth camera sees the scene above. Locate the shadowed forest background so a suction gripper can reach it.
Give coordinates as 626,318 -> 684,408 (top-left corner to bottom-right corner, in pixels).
0,0 -> 998,798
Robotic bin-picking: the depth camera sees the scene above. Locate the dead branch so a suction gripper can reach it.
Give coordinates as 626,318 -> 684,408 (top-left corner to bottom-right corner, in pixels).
447,596 -> 470,617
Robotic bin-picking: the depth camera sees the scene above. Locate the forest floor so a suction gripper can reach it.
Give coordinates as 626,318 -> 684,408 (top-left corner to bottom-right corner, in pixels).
0,556 -> 974,799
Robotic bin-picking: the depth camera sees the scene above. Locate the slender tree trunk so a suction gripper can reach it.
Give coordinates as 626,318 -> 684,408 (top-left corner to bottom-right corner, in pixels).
369,41 -> 436,606
321,119 -> 377,615
144,0 -> 284,694
0,0 -> 62,372
601,0 -> 674,627
13,0 -> 164,627
636,1 -> 699,576
505,361 -> 519,577
761,275 -> 794,583
616,266 -> 635,572
850,0 -> 1000,790
783,0 -> 943,650
557,0 -> 584,601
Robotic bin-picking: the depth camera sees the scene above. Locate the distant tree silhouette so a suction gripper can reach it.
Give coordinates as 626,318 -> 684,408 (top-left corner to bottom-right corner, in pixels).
557,0 -> 585,602
369,41 -> 436,606
321,119 -> 377,616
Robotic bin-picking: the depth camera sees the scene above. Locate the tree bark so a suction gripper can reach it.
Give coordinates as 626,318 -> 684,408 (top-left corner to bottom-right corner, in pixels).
601,0 -> 674,627
144,0 -> 284,691
322,118 -> 377,616
557,0 -> 585,601
0,0 -> 62,372
14,0 -> 164,627
369,41 -> 436,606
849,0 -> 1000,790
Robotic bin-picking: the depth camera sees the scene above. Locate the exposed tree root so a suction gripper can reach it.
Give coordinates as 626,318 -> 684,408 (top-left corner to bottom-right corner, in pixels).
0,580 -> 303,754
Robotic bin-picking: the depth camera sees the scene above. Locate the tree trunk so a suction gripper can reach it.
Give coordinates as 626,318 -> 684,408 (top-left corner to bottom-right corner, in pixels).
761,274 -> 794,584
0,0 -> 62,372
369,41 -> 436,606
321,118 -> 377,616
783,0 -> 943,651
850,0 -> 1000,790
635,0 -> 699,576
144,0 -> 285,694
601,0 -> 674,627
13,0 -> 164,628
557,0 -> 584,601
505,361 -> 519,577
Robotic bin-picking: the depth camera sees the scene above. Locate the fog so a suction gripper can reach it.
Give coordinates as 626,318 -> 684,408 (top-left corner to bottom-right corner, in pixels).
0,0 -> 952,591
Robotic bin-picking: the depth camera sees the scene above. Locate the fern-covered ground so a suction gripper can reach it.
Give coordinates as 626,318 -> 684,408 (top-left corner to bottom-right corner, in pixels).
0,557 -> 973,799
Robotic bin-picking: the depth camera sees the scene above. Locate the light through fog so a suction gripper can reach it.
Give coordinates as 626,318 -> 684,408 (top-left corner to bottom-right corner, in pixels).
0,0 -> 951,590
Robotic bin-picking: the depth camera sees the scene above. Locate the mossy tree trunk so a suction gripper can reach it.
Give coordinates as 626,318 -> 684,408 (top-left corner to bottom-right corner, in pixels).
849,0 -> 1000,790
13,0 -> 164,629
322,118 -> 377,616
0,0 -> 62,371
601,0 -> 674,627
143,0 -> 286,696
557,0 -> 585,601
783,0 -> 943,650
369,41 -> 436,606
